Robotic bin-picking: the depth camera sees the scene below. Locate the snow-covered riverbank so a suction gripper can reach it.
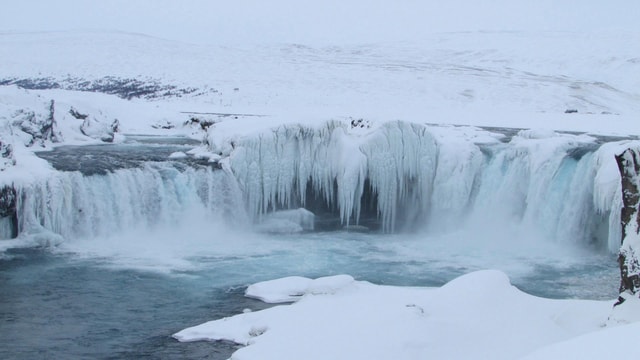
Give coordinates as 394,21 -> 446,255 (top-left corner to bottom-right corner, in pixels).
2,2 -> 639,358
175,270 -> 640,360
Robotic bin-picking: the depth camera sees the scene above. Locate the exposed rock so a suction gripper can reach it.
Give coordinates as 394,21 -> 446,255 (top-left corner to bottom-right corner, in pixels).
69,107 -> 88,120
0,186 -> 16,218
614,148 -> 640,304
0,186 -> 18,238
185,115 -> 217,130
0,138 -> 16,170
350,117 -> 371,129
13,100 -> 62,146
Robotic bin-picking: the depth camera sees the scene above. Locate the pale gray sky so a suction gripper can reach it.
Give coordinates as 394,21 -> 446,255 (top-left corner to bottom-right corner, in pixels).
3,0 -> 638,44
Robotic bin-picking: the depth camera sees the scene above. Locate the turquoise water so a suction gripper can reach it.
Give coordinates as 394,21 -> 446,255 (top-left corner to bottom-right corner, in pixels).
1,248 -> 247,359
1,137 -> 622,359
0,231 -> 618,359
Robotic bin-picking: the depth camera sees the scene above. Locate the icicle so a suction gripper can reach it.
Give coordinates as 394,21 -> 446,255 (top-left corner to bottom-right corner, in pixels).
224,119 -> 633,244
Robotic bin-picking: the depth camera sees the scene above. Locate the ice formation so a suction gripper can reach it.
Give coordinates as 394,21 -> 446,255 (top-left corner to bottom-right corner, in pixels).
224,121 -> 438,232
210,120 -> 638,250
1,118 -> 638,254
6,163 -> 246,241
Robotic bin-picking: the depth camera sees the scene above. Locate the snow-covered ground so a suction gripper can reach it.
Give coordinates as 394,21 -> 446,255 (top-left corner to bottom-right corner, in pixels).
1,28 -> 638,185
2,1 -> 640,359
2,29 -> 639,133
174,271 -> 640,360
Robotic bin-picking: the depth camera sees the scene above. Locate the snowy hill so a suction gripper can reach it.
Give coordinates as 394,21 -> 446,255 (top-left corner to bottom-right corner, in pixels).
0,29 -> 638,175
1,30 -> 639,133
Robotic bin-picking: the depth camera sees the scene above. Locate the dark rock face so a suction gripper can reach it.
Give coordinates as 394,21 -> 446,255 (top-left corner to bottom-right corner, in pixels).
69,107 -> 89,120
0,138 -> 16,170
615,148 -> 640,303
616,149 -> 640,242
0,186 -> 18,238
0,186 -> 16,218
14,100 -> 62,146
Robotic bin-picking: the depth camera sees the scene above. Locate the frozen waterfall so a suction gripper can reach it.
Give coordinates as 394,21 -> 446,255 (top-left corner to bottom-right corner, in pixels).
8,162 -> 246,241
1,120 -> 637,253
214,121 -> 634,251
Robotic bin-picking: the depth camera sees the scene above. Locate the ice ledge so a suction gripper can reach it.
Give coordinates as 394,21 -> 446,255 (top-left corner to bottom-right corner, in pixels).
245,274 -> 355,303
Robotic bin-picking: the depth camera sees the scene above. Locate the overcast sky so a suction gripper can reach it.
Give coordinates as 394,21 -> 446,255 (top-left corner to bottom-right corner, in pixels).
2,0 -> 639,44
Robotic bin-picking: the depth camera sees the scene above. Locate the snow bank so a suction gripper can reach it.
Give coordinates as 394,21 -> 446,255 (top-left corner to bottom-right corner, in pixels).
174,271 -> 618,360
520,321 -> 640,360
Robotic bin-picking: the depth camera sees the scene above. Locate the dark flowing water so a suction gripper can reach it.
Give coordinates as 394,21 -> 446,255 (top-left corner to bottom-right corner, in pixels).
35,135 -> 207,175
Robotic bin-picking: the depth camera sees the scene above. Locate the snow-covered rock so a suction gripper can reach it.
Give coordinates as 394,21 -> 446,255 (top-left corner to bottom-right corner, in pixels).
613,147 -> 640,304
68,107 -> 120,143
11,100 -> 62,146
0,87 -> 130,148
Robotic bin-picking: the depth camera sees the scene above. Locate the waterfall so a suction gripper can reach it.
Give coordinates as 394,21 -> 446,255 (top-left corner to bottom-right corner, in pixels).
221,121 -> 629,250
8,162 -> 246,241
3,120 -> 636,253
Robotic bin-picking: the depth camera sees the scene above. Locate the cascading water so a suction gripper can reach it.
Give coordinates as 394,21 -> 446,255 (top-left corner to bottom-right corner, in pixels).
2,122 -> 635,360
3,162 -> 246,243
0,121 -> 631,253
218,121 -> 625,250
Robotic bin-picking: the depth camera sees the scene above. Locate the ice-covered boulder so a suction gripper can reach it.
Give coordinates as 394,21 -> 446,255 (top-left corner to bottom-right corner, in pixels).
70,107 -> 120,143
12,100 -> 62,146
1,87 -> 123,147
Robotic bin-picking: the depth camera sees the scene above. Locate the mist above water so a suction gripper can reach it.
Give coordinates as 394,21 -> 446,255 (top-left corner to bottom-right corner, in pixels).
0,132 -> 624,360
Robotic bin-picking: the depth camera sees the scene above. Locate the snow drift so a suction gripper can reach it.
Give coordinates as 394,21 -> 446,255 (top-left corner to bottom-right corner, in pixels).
174,270 -> 616,360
